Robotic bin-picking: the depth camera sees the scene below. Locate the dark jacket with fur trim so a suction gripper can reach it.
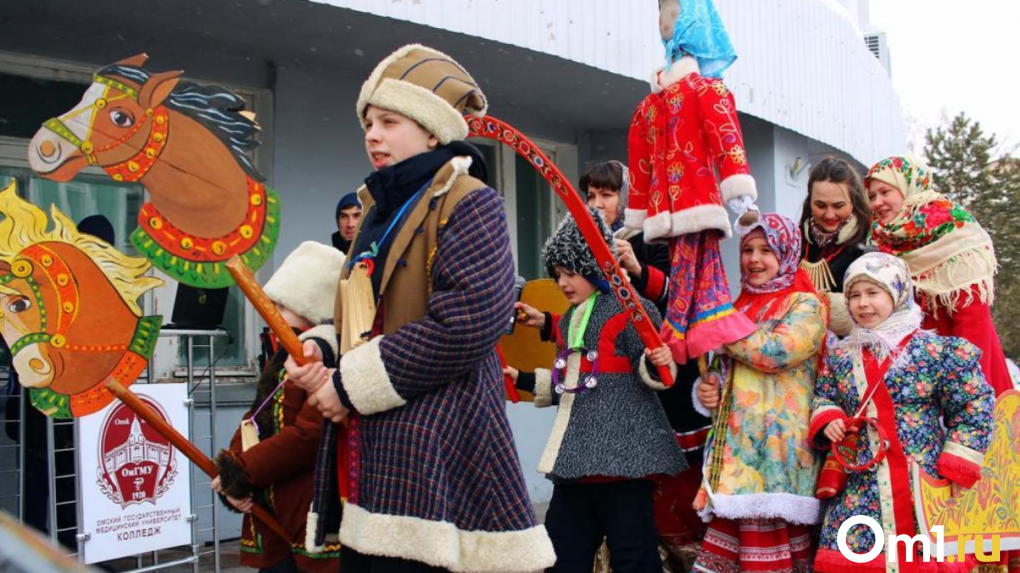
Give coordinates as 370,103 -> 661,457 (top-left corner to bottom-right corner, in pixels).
802,237 -> 866,337
615,227 -> 708,547
542,228 -> 710,465
314,156 -> 555,573
518,294 -> 687,481
218,326 -> 339,573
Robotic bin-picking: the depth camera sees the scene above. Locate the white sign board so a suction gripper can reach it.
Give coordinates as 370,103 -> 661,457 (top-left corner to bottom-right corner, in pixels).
77,384 -> 192,564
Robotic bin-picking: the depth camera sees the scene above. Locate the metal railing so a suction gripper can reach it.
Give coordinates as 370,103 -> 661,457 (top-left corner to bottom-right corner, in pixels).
0,328 -> 234,573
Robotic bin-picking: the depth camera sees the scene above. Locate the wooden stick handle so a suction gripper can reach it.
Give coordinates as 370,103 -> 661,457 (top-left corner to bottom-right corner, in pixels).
496,345 -> 520,403
103,380 -> 291,541
225,255 -> 308,366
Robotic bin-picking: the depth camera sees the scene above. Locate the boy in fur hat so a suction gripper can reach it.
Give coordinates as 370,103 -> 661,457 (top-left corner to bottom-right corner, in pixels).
284,44 -> 555,573
517,162 -> 712,566
212,241 -> 344,573
505,208 -> 687,573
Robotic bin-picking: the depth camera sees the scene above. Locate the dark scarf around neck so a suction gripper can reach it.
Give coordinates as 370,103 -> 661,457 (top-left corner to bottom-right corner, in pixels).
350,142 -> 488,297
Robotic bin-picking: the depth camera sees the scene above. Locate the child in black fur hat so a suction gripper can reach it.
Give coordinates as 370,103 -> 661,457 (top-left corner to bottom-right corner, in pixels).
504,208 -> 687,573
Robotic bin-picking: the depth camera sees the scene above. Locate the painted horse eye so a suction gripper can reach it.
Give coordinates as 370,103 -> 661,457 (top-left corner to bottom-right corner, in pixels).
109,109 -> 135,128
8,297 -> 32,313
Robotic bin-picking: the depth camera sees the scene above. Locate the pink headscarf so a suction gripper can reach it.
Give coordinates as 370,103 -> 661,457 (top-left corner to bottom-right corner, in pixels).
738,213 -> 803,295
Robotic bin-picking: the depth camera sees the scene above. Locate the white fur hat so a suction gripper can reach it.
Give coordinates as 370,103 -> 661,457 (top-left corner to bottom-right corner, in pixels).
263,241 -> 345,323
356,44 -> 488,145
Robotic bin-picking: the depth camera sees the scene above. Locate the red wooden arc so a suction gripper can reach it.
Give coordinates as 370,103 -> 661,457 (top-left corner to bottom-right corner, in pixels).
468,115 -> 673,387
831,416 -> 890,472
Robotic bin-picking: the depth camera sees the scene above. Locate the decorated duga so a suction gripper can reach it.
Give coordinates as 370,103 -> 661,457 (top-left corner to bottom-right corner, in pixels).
0,181 -> 162,418
26,54 -> 279,288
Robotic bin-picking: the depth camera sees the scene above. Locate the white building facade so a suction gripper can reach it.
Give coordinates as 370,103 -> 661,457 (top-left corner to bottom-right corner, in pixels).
0,0 -> 905,511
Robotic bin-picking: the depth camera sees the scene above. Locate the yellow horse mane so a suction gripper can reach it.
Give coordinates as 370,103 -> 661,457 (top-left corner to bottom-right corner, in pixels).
0,181 -> 161,316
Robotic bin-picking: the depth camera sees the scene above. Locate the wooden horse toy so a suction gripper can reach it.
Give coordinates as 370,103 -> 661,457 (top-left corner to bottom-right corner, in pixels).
26,53 -> 279,288
0,181 -> 162,418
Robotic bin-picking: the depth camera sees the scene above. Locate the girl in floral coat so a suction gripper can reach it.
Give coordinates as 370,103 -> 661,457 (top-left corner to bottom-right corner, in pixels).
694,213 -> 827,573
811,252 -> 995,573
867,158 -> 1015,573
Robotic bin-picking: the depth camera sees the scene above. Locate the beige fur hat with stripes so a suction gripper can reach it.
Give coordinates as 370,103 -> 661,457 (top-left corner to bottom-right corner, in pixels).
356,44 -> 488,144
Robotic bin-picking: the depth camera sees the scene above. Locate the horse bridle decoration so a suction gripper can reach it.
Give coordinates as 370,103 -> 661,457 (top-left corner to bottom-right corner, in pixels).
0,244 -> 81,356
42,73 -> 170,182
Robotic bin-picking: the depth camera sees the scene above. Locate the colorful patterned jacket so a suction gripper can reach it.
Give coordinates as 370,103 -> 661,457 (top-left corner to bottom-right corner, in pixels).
701,292 -> 827,526
810,332 -> 995,573
626,56 -> 757,242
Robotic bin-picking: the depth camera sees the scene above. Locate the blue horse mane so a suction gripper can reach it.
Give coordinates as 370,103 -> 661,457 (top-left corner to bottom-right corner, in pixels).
97,64 -> 264,182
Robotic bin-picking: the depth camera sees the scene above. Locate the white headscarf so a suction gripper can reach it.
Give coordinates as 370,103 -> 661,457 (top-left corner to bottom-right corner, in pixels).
833,252 -> 923,363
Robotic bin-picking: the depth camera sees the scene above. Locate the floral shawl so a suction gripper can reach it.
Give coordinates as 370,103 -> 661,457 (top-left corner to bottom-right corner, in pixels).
867,155 -> 997,315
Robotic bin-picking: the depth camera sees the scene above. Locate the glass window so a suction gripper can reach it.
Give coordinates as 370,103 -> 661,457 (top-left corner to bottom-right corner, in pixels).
473,142 -> 499,190
0,71 -> 90,140
514,154 -> 556,280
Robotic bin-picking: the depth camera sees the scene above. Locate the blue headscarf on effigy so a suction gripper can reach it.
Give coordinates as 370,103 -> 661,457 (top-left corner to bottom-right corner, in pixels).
662,0 -> 737,79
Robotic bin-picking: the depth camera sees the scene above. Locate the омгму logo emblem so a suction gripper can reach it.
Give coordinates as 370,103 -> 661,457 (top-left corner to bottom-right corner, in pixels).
96,395 -> 178,508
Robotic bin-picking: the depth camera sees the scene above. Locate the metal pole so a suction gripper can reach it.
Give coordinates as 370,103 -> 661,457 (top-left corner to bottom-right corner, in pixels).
17,388 -> 26,523
185,335 -> 200,573
209,336 -> 220,573
125,554 -> 198,573
187,336 -> 194,391
186,392 -> 199,573
45,416 -> 58,546
73,419 -> 85,563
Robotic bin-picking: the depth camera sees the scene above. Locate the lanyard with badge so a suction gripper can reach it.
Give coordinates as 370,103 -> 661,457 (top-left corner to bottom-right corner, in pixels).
339,179 -> 431,353
551,291 -> 601,394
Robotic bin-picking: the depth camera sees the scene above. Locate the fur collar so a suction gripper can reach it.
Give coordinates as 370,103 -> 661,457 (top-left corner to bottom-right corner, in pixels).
803,215 -> 860,249
650,56 -> 701,94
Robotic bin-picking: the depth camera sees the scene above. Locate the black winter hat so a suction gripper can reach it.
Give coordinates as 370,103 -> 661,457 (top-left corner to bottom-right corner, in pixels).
543,206 -> 616,280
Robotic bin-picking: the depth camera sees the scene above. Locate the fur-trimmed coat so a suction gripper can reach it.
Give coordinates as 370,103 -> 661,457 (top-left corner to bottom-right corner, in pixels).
519,293 -> 687,481
810,332 -> 995,573
314,157 -> 555,573
698,292 -> 827,526
217,326 -> 340,573
626,56 -> 756,242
